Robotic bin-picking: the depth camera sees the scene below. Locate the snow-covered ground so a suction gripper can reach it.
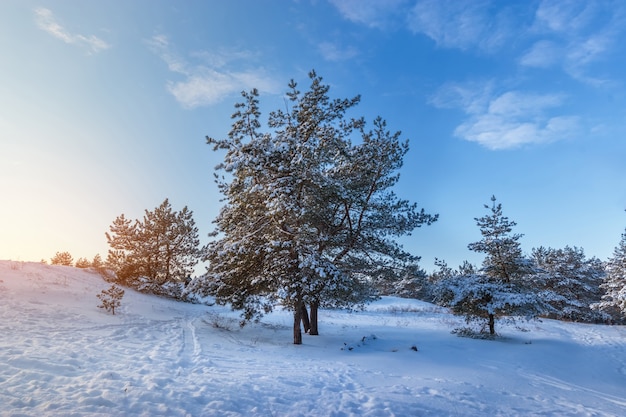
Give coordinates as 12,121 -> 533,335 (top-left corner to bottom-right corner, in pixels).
1,261 -> 625,416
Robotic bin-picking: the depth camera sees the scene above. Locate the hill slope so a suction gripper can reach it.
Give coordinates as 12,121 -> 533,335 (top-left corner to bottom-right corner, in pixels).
1,260 -> 625,416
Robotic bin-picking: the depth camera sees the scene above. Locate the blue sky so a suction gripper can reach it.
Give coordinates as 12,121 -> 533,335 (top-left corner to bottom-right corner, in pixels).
1,0 -> 625,271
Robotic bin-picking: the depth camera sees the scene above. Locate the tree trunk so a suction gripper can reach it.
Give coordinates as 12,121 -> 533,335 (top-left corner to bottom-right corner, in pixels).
293,301 -> 303,345
488,313 -> 495,335
309,301 -> 319,336
301,303 -> 310,333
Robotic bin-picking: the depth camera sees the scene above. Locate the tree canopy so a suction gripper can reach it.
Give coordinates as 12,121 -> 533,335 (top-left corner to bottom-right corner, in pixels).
191,71 -> 437,344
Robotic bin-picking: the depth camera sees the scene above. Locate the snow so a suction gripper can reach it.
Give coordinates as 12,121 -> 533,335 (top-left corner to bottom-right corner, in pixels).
1,261 -> 625,416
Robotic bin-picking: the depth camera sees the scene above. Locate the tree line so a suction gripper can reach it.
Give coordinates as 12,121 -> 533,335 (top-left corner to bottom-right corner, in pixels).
49,251 -> 104,269
93,71 -> 626,343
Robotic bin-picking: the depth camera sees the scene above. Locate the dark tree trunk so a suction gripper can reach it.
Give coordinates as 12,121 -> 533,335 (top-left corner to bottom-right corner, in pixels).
488,313 -> 495,335
293,300 -> 303,345
301,303 -> 310,333
309,301 -> 319,336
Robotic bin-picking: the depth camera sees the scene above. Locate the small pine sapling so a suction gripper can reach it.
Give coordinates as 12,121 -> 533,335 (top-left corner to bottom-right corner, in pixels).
97,285 -> 125,315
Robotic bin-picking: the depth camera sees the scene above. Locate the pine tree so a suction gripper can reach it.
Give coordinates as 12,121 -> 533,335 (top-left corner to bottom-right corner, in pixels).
106,214 -> 141,285
75,257 -> 91,268
593,228 -> 626,320
444,196 -> 541,335
139,200 -> 201,286
97,285 -> 125,315
393,264 -> 432,300
191,71 -> 437,344
106,199 -> 202,296
51,251 -> 73,266
531,246 -> 605,322
467,196 -> 534,283
91,254 -> 104,270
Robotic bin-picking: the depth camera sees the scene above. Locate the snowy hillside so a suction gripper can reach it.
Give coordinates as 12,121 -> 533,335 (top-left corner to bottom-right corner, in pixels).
1,261 -> 625,416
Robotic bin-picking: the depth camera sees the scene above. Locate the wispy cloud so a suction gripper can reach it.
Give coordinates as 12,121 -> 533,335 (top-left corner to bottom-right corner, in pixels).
432,83 -> 580,150
317,41 -> 359,62
533,0 -> 595,34
522,0 -> 626,85
519,40 -> 561,68
330,0 -> 519,53
148,35 -> 280,109
34,8 -> 110,54
328,0 -> 410,29
429,80 -> 495,114
407,0 -> 514,53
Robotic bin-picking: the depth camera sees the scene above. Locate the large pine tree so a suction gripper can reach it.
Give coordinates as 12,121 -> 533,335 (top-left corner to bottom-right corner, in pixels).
193,71 -> 437,344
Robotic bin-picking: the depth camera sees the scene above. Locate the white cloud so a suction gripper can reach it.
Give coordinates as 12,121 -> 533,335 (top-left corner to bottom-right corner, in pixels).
526,0 -> 626,85
564,32 -> 613,85
456,114 -> 579,150
34,8 -> 110,54
330,0 -> 512,52
167,71 -> 279,109
317,41 -> 359,62
533,0 -> 594,34
429,81 -> 494,114
407,0 -> 512,53
191,50 -> 259,69
432,83 -> 579,150
148,35 -> 188,74
487,91 -> 564,117
328,0 -> 409,29
519,40 -> 561,68
148,35 -> 280,109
